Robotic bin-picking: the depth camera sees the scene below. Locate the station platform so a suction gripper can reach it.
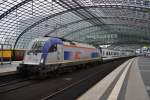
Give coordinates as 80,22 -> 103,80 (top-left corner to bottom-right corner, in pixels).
0,61 -> 21,76
78,56 -> 150,100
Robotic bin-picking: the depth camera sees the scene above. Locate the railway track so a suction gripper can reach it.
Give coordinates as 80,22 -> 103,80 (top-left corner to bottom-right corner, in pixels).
0,78 -> 29,87
41,68 -> 102,100
0,78 -> 38,94
0,74 -> 20,84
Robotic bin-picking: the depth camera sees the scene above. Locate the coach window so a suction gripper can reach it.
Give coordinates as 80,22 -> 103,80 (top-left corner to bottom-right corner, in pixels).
106,52 -> 108,55
103,51 -> 105,55
32,41 -> 44,52
49,44 -> 57,52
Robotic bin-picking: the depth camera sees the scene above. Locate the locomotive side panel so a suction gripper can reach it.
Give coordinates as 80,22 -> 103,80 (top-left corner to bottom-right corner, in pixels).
45,44 -> 63,64
63,45 -> 100,63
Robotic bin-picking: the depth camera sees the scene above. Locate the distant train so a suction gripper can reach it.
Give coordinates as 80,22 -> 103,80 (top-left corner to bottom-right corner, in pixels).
0,49 -> 25,61
17,37 -> 135,77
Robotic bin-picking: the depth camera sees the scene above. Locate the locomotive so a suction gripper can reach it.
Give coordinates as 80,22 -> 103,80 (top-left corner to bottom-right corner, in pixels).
17,37 -> 102,77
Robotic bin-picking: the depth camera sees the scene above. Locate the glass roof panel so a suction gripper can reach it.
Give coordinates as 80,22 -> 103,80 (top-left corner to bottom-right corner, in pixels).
0,0 -> 149,48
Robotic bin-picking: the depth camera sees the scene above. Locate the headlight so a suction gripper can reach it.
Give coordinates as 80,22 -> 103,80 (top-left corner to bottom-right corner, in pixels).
40,58 -> 44,64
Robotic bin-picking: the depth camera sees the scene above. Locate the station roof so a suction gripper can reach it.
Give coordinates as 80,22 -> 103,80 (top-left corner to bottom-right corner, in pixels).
0,0 -> 150,49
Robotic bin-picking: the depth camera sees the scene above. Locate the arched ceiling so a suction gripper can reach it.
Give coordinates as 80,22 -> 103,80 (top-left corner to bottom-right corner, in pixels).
0,0 -> 150,49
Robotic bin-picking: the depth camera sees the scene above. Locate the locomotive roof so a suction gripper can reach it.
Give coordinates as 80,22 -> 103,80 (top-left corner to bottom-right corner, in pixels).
63,41 -> 96,48
33,37 -> 50,41
33,37 -> 96,49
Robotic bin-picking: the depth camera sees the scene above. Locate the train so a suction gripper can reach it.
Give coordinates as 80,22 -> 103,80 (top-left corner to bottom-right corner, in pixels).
0,49 -> 25,61
17,37 -> 102,77
17,37 -> 135,77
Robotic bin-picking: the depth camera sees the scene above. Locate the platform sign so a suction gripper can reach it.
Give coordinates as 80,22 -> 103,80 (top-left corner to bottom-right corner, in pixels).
86,34 -> 118,40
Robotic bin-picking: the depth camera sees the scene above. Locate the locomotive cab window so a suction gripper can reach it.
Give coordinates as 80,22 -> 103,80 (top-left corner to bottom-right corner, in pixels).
27,41 -> 45,55
49,44 -> 57,52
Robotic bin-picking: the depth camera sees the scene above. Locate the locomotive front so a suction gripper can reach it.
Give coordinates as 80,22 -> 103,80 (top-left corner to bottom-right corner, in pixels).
23,38 -> 48,65
17,38 -> 48,75
17,37 -> 63,75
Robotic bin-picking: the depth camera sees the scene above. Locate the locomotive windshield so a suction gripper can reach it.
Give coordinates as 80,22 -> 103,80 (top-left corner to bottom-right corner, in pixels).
27,41 -> 45,55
